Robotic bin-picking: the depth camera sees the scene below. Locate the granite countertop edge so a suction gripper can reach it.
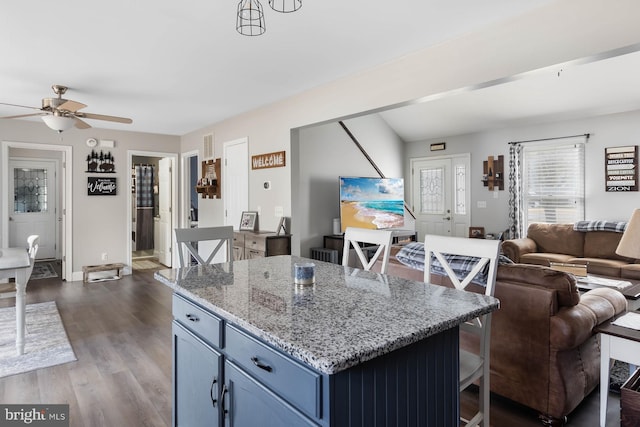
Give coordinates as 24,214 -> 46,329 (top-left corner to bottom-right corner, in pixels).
154,270 -> 498,375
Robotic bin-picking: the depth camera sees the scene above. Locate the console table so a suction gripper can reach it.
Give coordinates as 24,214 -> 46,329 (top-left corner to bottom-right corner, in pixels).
232,231 -> 291,260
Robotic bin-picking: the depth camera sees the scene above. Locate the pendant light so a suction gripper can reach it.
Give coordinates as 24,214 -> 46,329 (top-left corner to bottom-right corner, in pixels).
236,0 -> 266,36
268,0 -> 302,13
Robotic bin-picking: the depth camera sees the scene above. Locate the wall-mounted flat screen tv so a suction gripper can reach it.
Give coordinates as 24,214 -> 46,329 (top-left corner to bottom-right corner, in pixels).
339,176 -> 405,232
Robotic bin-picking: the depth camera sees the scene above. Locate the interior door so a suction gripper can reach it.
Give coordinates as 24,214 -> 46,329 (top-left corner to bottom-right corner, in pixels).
9,159 -> 57,259
158,157 -> 173,267
224,138 -> 249,229
412,155 -> 470,239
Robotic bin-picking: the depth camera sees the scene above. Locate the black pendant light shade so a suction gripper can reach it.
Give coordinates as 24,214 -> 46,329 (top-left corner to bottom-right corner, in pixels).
268,0 -> 302,13
237,0 -> 266,36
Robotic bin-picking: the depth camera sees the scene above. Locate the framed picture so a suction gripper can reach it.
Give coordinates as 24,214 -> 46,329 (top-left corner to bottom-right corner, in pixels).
469,226 -> 485,239
276,216 -> 287,235
239,211 -> 258,231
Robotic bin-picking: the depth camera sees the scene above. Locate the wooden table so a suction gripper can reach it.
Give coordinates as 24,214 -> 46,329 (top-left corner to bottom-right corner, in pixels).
596,317 -> 640,427
0,247 -> 31,355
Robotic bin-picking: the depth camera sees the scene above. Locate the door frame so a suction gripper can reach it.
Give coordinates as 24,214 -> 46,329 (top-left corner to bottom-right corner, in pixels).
127,150 -> 179,271
181,149 -> 199,229
8,157 -> 60,260
1,140 -> 73,281
223,137 -> 249,228
410,153 -> 471,238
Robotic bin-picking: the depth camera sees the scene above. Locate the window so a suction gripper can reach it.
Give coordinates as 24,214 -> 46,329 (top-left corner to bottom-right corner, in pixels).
522,139 -> 585,231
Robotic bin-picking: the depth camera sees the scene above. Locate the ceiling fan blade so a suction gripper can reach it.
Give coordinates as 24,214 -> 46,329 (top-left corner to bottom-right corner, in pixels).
0,112 -> 46,119
73,117 -> 92,129
58,100 -> 87,112
0,102 -> 42,111
78,112 -> 132,124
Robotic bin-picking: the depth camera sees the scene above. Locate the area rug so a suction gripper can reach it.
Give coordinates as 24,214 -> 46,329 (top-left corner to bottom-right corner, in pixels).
30,262 -> 58,280
0,301 -> 76,378
132,259 -> 164,270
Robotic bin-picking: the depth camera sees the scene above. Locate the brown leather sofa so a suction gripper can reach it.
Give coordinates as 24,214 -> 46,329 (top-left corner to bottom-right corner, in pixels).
502,222 -> 640,279
378,257 -> 627,426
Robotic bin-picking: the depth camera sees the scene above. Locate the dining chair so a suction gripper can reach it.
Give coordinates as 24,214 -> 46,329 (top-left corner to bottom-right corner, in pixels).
341,227 -> 393,273
26,235 -> 40,280
0,235 -> 39,299
423,234 -> 500,427
174,226 -> 234,267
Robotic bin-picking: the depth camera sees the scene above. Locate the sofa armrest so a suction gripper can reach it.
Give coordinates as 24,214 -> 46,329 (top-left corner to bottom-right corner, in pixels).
502,238 -> 537,263
550,288 -> 627,350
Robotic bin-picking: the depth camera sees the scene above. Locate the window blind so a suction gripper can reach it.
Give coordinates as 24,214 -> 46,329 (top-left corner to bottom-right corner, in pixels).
522,140 -> 585,229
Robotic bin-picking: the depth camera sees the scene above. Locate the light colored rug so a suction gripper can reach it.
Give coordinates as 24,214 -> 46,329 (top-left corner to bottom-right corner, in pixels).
30,262 -> 58,280
0,301 -> 76,378
132,259 -> 164,270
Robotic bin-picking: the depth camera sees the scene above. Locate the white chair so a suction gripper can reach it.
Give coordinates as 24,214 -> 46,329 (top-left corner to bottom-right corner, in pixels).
423,234 -> 500,427
0,235 -> 39,299
26,235 -> 40,280
175,226 -> 233,267
341,227 -> 393,273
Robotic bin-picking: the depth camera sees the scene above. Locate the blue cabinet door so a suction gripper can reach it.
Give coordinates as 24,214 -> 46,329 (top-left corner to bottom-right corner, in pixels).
173,321 -> 222,427
223,361 -> 318,427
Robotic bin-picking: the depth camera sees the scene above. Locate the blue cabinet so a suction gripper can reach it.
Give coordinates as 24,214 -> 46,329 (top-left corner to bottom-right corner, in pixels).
173,321 -> 222,427
223,360 -> 318,427
172,292 -> 460,427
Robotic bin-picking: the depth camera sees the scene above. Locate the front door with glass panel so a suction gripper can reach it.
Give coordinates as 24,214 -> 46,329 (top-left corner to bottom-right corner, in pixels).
9,159 -> 57,259
411,155 -> 470,238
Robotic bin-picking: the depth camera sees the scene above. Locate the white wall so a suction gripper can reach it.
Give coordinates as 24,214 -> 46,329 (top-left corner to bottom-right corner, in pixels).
179,0 -> 640,253
294,115 -> 405,256
0,119 -> 179,275
405,109 -> 640,235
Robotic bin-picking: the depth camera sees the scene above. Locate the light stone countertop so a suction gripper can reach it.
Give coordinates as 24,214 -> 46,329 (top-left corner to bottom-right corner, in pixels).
155,255 -> 499,375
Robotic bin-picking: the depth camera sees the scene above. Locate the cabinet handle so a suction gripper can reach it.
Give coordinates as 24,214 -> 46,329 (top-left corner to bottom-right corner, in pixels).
210,377 -> 217,407
185,313 -> 199,322
220,384 -> 228,415
251,356 -> 273,372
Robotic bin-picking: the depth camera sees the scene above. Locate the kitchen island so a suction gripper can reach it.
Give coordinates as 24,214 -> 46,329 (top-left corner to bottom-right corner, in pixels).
155,255 -> 499,427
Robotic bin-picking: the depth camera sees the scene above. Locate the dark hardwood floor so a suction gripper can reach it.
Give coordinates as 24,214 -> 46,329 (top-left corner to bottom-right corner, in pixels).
0,263 -> 623,426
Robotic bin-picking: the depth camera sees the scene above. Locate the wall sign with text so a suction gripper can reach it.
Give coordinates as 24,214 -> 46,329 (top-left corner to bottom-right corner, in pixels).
88,177 -> 117,196
605,146 -> 638,192
251,151 -> 286,170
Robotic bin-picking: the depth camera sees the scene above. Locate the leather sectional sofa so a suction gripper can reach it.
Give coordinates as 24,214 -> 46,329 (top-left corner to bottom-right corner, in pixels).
376,248 -> 627,425
502,222 -> 640,279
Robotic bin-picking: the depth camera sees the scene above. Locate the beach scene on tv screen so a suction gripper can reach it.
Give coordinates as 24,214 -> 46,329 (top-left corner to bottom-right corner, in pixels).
340,177 -> 405,230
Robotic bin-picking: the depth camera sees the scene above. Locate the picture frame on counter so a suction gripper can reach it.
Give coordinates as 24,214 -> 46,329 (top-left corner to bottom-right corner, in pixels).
239,211 -> 259,231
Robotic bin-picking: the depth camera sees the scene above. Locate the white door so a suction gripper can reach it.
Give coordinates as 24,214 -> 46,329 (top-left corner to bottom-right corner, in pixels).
157,157 -> 173,267
411,155 -> 470,239
224,138 -> 249,229
9,159 -> 57,259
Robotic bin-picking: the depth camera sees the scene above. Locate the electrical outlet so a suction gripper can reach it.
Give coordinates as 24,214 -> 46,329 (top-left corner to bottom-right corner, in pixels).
101,252 -> 108,261
256,206 -> 261,215
275,206 -> 284,217
477,201 -> 487,208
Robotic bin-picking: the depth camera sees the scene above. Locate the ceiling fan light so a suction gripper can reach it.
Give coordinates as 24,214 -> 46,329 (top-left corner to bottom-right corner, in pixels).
42,115 -> 75,132
268,0 -> 301,13
237,0 -> 266,36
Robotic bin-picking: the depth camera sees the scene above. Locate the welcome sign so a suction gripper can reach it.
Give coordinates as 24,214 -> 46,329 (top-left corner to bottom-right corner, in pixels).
251,151 -> 286,170
88,177 -> 117,195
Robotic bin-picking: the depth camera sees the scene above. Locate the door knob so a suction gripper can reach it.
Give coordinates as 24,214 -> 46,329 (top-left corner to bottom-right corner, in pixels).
443,216 -> 451,221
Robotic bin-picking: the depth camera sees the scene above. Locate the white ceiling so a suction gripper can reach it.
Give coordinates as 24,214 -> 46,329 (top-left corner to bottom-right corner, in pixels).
378,47 -> 640,142
0,0 -> 557,136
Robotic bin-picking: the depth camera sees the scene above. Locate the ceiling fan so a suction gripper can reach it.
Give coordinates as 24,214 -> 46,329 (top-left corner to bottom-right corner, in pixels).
0,84 -> 133,132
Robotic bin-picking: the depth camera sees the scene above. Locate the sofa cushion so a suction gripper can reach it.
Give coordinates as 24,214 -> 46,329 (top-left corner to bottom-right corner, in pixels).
527,223 -> 584,257
583,231 -> 631,261
520,253 -> 574,266
566,257 -> 628,277
621,264 -> 640,280
496,263 -> 580,307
